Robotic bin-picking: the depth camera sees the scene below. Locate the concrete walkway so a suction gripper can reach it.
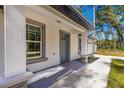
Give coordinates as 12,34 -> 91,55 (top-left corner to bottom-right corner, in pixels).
50,55 -> 124,88
94,54 -> 124,60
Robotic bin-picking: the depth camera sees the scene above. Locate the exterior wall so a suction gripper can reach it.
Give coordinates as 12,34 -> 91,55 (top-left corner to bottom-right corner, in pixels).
0,9 -> 5,79
4,6 -> 26,78
0,5 -> 88,75
26,6 -> 82,72
88,42 -> 93,54
26,7 -> 59,72
87,39 -> 94,54
81,32 -> 88,55
94,43 -> 97,53
70,34 -> 80,60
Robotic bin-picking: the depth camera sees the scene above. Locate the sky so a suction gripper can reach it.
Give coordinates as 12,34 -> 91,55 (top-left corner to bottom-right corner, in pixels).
81,5 -> 94,27
81,5 -> 95,38
73,5 -> 95,27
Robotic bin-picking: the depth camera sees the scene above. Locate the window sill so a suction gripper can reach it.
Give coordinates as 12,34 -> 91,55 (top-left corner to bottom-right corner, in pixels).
26,57 -> 48,65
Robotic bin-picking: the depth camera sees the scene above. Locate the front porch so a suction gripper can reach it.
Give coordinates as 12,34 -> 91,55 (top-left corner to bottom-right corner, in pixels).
0,5 -> 95,88
27,60 -> 87,88
27,54 -> 116,88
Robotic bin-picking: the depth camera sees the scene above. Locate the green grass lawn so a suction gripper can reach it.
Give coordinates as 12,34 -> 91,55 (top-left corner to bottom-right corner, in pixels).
96,49 -> 124,57
107,59 -> 124,88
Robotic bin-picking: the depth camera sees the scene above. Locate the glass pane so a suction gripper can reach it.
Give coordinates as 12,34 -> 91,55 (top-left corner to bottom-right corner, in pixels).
26,42 -> 40,52
26,24 -> 41,41
29,25 -> 35,31
26,24 -> 42,59
36,31 -> 41,41
78,34 -> 82,52
27,53 -> 40,58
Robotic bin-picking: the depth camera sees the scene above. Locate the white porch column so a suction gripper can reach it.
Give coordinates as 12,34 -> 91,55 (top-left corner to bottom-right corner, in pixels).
4,5 -> 26,78
81,32 -> 88,55
0,6 -> 33,87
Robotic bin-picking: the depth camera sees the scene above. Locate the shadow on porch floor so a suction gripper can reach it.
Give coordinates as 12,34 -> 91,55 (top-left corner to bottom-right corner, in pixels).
27,60 -> 86,88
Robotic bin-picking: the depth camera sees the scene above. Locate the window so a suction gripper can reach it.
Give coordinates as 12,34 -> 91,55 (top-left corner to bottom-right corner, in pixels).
26,24 -> 42,59
78,34 -> 82,54
26,19 -> 46,62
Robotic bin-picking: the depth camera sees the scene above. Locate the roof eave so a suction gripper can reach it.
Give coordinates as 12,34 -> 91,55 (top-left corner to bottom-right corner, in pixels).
67,5 -> 95,31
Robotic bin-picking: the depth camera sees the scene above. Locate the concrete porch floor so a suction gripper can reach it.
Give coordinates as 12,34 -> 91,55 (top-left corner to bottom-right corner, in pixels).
50,56 -> 111,88
27,55 -> 124,88
27,60 -> 86,88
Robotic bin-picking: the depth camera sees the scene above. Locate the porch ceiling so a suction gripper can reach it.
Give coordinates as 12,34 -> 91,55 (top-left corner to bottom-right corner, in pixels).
50,5 -> 94,31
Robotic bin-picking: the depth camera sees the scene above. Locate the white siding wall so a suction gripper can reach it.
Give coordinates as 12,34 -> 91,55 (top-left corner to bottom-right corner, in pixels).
70,34 -> 80,60
88,43 -> 93,54
26,6 -> 81,72
81,32 -> 88,55
87,39 -> 94,54
0,5 -> 89,79
26,10 -> 59,71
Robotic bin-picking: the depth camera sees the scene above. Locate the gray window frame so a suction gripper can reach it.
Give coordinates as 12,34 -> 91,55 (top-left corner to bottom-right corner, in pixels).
78,34 -> 82,54
26,23 -> 42,59
26,18 -> 47,64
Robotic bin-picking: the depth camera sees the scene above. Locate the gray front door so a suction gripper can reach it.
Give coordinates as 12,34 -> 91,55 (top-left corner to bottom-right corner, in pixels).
60,31 -> 70,63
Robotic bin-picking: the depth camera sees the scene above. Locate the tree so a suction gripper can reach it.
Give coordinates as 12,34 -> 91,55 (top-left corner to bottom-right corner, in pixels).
96,5 -> 124,50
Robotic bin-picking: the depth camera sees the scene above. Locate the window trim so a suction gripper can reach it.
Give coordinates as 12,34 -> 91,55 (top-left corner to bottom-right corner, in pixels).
78,34 -> 82,54
26,18 -> 47,64
26,23 -> 42,60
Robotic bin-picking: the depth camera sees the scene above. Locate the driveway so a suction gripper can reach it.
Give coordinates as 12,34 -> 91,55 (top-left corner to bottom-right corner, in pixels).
94,54 -> 124,60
